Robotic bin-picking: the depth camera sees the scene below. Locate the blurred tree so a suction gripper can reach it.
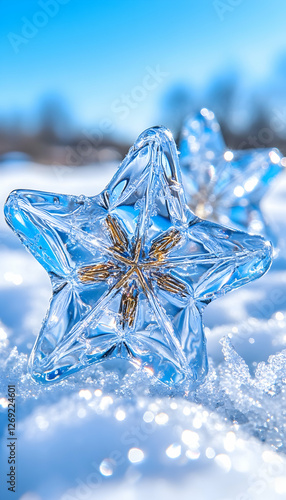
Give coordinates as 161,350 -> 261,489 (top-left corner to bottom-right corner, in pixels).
36,93 -> 74,143
206,67 -> 240,129
159,83 -> 195,137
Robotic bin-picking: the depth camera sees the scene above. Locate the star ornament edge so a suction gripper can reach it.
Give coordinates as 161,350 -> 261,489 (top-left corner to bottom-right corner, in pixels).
4,126 -> 273,387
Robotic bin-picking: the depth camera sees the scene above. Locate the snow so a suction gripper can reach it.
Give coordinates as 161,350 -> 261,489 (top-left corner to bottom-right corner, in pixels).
1,161 -> 286,500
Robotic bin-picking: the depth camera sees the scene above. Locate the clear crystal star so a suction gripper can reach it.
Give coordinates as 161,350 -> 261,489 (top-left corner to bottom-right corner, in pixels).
179,108 -> 283,244
4,127 -> 273,386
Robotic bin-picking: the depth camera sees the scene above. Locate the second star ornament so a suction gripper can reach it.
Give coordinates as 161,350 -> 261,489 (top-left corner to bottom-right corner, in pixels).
4,127 -> 273,386
179,108 -> 283,246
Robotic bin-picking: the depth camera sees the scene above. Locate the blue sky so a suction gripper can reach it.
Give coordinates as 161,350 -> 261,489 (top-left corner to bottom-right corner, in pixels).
1,0 -> 286,139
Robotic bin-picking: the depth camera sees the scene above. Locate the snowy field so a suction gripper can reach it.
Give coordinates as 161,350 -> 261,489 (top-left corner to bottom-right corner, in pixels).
0,160 -> 286,500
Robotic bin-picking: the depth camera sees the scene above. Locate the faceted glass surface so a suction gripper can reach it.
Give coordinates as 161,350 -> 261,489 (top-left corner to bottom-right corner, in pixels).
179,108 -> 283,243
4,127 -> 273,386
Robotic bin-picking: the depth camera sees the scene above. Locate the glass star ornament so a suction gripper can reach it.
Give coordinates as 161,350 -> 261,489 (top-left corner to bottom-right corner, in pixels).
4,127 -> 273,386
179,108 -> 283,244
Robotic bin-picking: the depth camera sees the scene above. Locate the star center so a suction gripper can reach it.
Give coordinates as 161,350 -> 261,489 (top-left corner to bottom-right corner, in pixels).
77,215 -> 188,330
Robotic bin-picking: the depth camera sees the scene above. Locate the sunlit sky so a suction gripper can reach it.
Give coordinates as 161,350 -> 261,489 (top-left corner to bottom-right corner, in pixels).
1,0 -> 286,139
